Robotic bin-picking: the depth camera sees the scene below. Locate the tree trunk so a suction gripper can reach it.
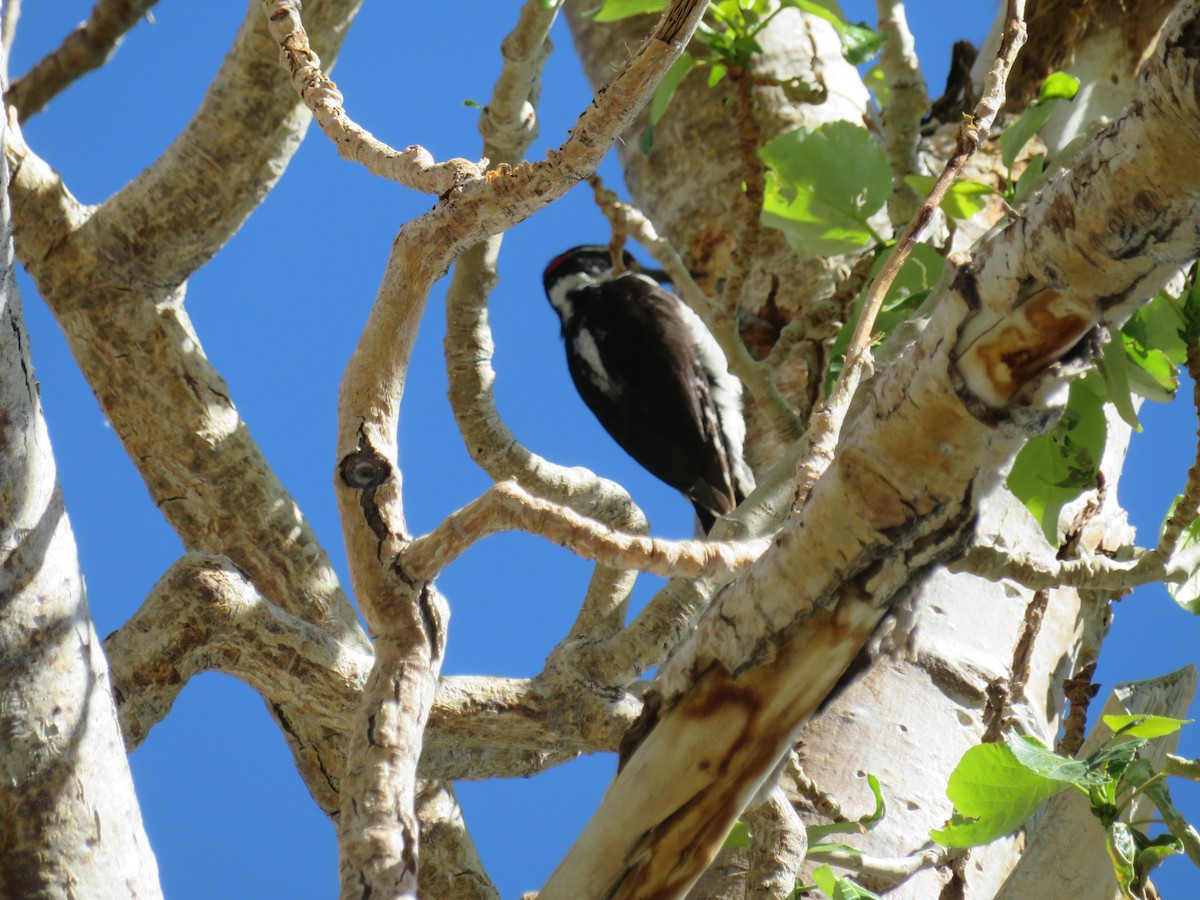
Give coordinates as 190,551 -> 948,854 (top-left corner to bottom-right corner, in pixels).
0,93 -> 162,899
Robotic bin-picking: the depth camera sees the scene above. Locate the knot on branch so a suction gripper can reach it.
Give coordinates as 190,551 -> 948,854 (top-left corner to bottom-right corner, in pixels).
340,448 -> 391,490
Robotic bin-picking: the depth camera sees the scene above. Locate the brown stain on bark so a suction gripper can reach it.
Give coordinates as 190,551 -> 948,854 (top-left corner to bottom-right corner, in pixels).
972,289 -> 1092,401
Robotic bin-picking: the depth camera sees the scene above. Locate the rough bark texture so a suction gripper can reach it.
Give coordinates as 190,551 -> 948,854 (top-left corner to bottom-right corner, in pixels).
0,96 -> 161,900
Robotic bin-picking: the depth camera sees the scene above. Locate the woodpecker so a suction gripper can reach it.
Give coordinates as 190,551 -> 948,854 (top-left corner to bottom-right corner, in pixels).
543,245 -> 754,533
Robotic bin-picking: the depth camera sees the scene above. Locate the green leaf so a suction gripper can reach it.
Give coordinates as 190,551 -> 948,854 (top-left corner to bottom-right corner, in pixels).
1040,70 -> 1082,101
812,863 -> 838,896
841,23 -> 886,65
648,52 -> 696,126
707,62 -> 728,87
810,864 -> 881,900
1102,714 -> 1190,739
1096,334 -> 1140,429
861,773 -> 886,828
1013,154 -> 1046,205
806,841 -> 868,858
1183,276 -> 1200,345
863,63 -> 890,108
723,819 -> 751,850
791,0 -> 846,32
1107,821 -> 1138,896
1165,503 -> 1200,612
1120,289 -> 1185,403
932,741 -> 1069,848
760,121 -> 891,255
640,124 -> 656,153
1124,289 -> 1189,366
903,175 -> 997,219
585,0 -> 665,22
1000,72 -> 1081,170
1006,374 -> 1108,544
1006,734 -> 1112,786
1134,833 -> 1184,885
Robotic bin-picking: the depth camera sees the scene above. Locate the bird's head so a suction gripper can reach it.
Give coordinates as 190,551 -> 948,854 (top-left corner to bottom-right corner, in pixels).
543,245 -> 641,324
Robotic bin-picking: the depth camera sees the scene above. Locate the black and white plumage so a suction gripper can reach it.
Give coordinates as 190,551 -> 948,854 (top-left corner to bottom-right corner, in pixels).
543,245 -> 755,533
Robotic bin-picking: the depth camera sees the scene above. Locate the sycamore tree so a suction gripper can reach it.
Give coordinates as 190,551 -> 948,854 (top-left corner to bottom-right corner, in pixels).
4,1 -> 1200,898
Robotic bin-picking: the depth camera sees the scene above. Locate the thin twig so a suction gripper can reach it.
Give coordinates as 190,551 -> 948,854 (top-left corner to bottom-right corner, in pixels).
0,0 -> 21,82
832,0 -> 1027,401
7,0 -> 158,120
981,586 -> 1050,741
804,843 -> 958,883
950,543 -> 1175,592
398,481 -> 770,584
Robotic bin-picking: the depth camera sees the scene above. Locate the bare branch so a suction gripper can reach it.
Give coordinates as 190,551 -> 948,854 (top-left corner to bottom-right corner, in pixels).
332,4 -> 710,895
259,0 -> 485,193
399,481 -> 770,584
0,0 -> 21,82
875,0 -> 929,225
743,787 -> 806,900
477,0 -> 558,164
951,543 -> 1172,591
580,439 -> 806,683
104,553 -> 371,814
415,780 -> 500,900
804,843 -> 957,883
6,1 -> 367,641
6,0 -> 159,120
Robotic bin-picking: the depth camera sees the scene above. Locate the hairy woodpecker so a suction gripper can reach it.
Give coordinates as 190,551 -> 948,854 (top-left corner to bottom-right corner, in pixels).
543,245 -> 755,533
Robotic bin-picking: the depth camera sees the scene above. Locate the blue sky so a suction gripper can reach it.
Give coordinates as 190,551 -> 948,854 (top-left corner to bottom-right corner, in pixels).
10,1 -> 1199,896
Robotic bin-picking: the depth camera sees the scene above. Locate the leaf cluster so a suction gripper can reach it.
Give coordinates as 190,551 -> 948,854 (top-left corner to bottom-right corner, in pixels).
934,718 -> 1193,899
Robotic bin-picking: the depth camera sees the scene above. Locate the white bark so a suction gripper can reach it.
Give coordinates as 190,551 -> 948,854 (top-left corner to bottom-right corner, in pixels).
0,97 -> 161,898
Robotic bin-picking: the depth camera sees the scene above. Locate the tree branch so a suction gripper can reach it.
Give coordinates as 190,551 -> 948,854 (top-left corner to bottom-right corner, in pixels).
6,0 -> 159,120
804,842 -> 956,883
743,787 -> 807,900
260,0 -> 485,193
6,0 -> 366,641
875,0 -> 928,225
951,543 -> 1176,591
103,553 -> 370,814
328,3 -> 709,895
1158,342 -> 1200,556
399,481 -> 770,584
835,0 -> 1027,396
415,780 -> 499,900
